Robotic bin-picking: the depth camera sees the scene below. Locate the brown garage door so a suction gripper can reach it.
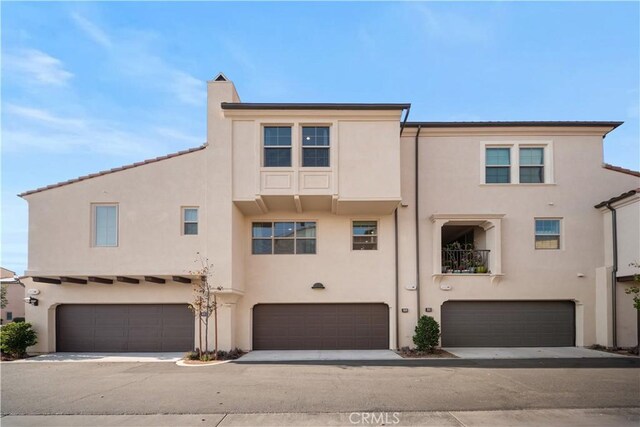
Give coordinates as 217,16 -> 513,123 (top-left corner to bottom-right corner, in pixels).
441,301 -> 575,347
253,303 -> 389,350
56,304 -> 194,352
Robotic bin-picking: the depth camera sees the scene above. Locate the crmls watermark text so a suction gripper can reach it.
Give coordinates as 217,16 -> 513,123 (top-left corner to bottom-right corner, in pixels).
349,412 -> 401,425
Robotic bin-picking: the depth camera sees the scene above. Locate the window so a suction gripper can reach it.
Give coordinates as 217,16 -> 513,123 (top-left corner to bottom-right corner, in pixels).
7,312 -> 12,321
302,126 -> 330,167
485,148 -> 511,183
352,221 -> 378,250
520,148 -> 544,183
264,126 -> 292,167
93,204 -> 118,247
535,219 -> 560,249
183,208 -> 198,235
252,221 -> 316,254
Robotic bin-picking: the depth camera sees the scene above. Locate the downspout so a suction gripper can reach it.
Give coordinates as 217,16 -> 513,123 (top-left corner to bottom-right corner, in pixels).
414,125 -> 422,320
394,208 -> 400,350
605,202 -> 618,348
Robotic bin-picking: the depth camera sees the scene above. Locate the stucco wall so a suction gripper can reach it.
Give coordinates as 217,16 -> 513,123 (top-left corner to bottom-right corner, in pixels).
234,212 -> 396,349
1,282 -> 25,324
23,150 -> 207,276
398,129 -> 639,347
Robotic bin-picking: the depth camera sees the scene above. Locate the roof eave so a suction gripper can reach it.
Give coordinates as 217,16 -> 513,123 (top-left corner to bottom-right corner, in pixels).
221,102 -> 411,111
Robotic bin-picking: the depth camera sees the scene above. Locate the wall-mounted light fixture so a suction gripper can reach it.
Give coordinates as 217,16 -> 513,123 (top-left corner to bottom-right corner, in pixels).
23,296 -> 38,306
311,282 -> 325,290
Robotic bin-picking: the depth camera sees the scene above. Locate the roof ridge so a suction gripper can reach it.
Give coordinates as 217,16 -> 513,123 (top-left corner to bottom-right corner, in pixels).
18,144 -> 207,197
602,163 -> 640,178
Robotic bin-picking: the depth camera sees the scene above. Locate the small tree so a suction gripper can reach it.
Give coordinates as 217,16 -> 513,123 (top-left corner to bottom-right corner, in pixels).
188,254 -> 222,360
413,315 -> 440,352
1,322 -> 37,358
624,262 -> 640,311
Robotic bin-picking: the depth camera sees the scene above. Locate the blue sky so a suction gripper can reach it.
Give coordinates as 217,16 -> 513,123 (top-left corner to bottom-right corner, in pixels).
2,1 -> 639,275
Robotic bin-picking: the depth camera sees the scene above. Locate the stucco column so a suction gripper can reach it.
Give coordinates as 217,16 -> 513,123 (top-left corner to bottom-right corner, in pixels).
595,266 -> 613,347
432,219 -> 446,274
492,219 -> 502,275
209,302 -> 237,351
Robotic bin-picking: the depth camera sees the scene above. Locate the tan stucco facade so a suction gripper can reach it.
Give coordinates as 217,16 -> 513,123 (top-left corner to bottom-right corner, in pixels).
596,192 -> 639,348
20,76 -> 640,353
1,268 -> 25,324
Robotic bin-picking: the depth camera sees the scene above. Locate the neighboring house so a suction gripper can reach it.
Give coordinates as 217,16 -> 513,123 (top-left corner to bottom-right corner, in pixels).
19,74 -> 640,353
1,267 -> 25,325
595,187 -> 640,348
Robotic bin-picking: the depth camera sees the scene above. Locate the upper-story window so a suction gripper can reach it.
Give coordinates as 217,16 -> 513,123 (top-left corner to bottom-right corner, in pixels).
183,207 -> 198,235
535,218 -> 561,249
93,204 -> 118,247
264,126 -> 292,167
483,142 -> 553,184
485,148 -> 511,184
252,221 -> 316,254
520,148 -> 544,183
302,126 -> 330,167
352,221 -> 378,250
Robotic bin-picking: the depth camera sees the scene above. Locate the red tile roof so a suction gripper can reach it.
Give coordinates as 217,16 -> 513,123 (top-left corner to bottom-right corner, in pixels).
602,163 -> 640,178
18,144 -> 206,197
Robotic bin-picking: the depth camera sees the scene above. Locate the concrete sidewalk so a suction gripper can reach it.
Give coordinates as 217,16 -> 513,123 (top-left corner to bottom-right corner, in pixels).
443,347 -> 632,359
2,408 -> 638,426
237,349 -> 402,362
17,352 -> 183,363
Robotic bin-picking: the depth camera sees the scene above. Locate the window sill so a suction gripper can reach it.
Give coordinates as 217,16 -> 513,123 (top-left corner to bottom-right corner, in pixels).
433,273 -> 504,285
480,183 -> 556,187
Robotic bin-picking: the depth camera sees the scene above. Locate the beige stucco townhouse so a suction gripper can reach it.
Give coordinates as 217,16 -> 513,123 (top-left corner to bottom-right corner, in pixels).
19,74 -> 640,353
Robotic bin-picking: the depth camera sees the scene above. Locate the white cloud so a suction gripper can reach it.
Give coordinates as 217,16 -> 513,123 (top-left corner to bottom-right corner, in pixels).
2,104 -> 201,157
4,104 -> 85,129
70,12 -> 113,49
170,71 -> 206,106
70,12 -> 205,106
3,49 -> 73,86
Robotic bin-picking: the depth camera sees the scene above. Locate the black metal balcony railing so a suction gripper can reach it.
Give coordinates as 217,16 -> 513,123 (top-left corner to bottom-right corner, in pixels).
441,249 -> 490,274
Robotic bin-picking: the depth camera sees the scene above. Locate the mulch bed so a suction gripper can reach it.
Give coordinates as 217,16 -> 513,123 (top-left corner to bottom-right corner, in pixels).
395,348 -> 458,358
589,345 -> 639,357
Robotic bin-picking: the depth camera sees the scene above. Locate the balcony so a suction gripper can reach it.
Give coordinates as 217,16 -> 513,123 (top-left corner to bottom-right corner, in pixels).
430,214 -> 504,285
441,246 -> 490,274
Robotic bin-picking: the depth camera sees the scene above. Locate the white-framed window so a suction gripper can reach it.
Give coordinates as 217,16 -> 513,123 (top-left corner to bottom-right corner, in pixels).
302,126 -> 330,167
92,204 -> 118,247
352,221 -> 378,250
264,126 -> 292,167
482,141 -> 553,184
485,147 -> 511,184
252,221 -> 316,254
535,218 -> 561,250
7,312 -> 13,321
182,207 -> 198,235
520,147 -> 544,183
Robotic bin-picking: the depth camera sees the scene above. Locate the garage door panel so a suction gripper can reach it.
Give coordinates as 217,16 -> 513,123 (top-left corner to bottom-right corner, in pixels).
57,304 -> 194,352
253,303 -> 389,350
441,301 -> 574,347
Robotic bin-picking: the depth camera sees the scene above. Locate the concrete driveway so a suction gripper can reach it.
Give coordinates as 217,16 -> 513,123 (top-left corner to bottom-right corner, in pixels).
18,352 -> 183,363
237,349 -> 402,362
444,347 -> 633,359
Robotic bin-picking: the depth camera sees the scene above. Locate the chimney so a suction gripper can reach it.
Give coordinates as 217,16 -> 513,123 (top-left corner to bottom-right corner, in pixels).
207,73 -> 240,144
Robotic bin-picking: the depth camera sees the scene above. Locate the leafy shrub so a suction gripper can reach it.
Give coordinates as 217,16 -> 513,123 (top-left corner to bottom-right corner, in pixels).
1,322 -> 37,358
226,348 -> 245,360
413,315 -> 440,352
185,351 -> 200,360
12,317 -> 25,323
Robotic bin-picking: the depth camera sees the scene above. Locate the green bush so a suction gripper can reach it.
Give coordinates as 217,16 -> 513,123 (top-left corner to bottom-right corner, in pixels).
1,322 -> 38,358
413,315 -> 440,352
12,317 -> 25,323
